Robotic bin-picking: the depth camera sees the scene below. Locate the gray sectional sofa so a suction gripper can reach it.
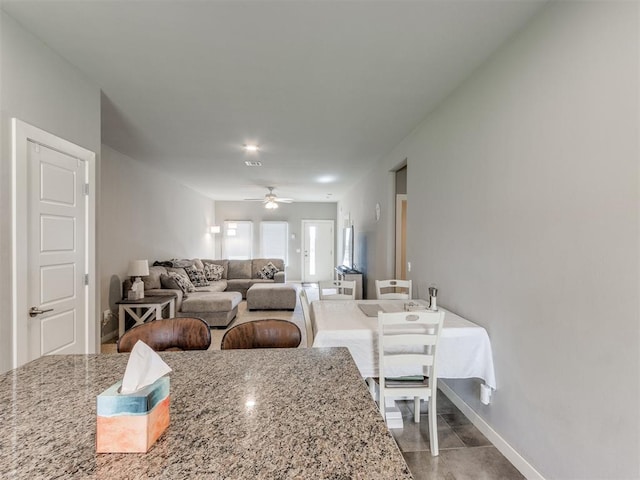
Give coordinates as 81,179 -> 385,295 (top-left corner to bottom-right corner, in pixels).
123,258 -> 285,328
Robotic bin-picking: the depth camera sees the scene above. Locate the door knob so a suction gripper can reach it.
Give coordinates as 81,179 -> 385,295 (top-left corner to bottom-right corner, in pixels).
29,306 -> 53,317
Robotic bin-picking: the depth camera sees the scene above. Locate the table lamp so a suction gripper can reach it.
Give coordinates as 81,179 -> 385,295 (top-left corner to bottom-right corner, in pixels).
127,260 -> 149,300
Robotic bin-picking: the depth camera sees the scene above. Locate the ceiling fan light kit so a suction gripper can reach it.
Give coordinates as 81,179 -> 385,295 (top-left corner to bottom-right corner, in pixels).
245,187 -> 293,209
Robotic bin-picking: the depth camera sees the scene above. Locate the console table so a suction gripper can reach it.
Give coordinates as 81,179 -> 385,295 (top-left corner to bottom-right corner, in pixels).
116,295 -> 176,338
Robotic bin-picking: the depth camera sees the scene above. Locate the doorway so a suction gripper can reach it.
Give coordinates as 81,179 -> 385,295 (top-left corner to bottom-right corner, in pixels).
12,119 -> 97,368
301,220 -> 334,283
395,194 -> 408,279
394,164 -> 408,280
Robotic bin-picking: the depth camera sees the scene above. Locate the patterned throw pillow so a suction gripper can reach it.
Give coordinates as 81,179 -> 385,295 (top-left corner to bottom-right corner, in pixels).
184,265 -> 210,287
203,263 -> 225,281
161,272 -> 196,294
257,261 -> 280,280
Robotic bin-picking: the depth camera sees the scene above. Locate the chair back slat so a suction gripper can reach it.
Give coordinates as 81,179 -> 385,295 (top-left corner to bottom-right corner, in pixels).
382,353 -> 434,368
382,334 -> 438,348
318,280 -> 356,300
375,279 -> 412,300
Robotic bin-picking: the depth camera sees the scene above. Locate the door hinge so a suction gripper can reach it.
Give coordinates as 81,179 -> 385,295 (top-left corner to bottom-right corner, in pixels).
83,183 -> 89,196
84,274 -> 89,286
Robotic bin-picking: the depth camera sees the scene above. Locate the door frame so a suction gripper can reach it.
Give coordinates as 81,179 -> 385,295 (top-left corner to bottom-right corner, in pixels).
395,194 -> 407,279
11,119 -> 97,368
300,219 -> 334,283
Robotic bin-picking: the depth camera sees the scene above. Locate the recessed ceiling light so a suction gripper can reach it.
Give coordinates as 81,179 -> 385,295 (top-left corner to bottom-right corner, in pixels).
244,161 -> 262,167
243,144 -> 259,152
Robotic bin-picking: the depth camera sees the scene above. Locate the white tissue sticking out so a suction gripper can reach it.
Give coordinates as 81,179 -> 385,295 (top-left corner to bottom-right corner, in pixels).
120,340 -> 172,394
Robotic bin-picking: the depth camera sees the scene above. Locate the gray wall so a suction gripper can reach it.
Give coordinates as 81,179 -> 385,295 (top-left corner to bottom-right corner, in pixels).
0,12 -> 101,373
99,145 -> 216,338
215,201 -> 338,281
339,2 -> 639,478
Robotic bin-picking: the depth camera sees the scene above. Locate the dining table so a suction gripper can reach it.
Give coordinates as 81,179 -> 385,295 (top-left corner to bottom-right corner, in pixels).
311,299 -> 497,391
0,348 -> 412,479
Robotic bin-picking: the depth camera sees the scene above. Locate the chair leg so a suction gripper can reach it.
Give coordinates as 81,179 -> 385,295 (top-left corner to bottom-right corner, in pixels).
429,394 -> 439,456
414,396 -> 420,423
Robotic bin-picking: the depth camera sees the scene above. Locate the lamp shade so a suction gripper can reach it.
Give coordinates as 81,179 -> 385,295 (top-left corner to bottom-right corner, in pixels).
127,260 -> 149,277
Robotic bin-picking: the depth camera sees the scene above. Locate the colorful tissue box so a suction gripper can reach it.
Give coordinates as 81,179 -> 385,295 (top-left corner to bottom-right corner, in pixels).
96,376 -> 170,453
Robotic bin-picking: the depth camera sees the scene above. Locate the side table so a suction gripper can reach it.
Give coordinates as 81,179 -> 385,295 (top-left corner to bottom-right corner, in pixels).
116,295 -> 176,338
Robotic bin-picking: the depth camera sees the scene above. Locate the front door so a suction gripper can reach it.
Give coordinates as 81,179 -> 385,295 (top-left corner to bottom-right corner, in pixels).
27,141 -> 88,359
301,220 -> 334,283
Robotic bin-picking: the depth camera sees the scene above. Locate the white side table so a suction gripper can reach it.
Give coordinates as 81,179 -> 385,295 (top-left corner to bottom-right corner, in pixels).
116,295 -> 176,338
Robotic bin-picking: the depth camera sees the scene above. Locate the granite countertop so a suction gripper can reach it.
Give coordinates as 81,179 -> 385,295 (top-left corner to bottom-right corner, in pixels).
0,348 -> 412,479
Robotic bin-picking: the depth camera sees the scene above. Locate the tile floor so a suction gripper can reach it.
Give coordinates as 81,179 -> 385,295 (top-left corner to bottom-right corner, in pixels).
103,289 -> 524,479
392,392 -> 524,479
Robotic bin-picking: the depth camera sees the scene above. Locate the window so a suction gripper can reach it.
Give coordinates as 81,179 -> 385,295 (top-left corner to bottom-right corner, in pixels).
223,221 -> 252,259
260,221 -> 288,264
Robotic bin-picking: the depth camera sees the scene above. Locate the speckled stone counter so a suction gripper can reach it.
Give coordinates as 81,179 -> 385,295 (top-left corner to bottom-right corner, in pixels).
0,348 -> 412,479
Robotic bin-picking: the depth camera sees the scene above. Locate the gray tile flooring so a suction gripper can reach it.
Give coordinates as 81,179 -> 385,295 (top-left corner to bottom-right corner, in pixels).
391,391 -> 525,480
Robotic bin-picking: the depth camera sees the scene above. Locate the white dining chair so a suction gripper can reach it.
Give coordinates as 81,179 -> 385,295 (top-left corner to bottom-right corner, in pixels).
300,289 -> 315,348
375,279 -> 412,299
318,280 -> 356,300
378,309 -> 445,456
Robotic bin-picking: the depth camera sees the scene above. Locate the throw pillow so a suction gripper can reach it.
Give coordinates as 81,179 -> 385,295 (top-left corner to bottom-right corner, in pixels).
160,272 -> 196,294
257,261 -> 280,280
184,265 -> 210,287
203,263 -> 225,281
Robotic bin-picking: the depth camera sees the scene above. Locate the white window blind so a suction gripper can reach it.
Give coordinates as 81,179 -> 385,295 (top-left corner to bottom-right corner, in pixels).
260,221 -> 288,265
223,221 -> 253,259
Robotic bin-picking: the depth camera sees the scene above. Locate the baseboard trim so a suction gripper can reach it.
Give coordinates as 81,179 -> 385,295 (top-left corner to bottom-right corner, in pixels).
101,330 -> 117,344
439,382 -> 545,480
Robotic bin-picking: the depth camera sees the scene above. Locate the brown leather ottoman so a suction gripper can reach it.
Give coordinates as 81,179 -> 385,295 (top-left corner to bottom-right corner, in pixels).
246,283 -> 297,310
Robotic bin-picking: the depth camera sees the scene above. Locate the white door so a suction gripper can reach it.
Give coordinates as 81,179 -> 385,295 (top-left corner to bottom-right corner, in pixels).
301,220 -> 334,283
27,141 -> 87,359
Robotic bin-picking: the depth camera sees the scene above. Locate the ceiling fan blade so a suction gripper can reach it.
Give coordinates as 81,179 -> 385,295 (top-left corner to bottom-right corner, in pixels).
275,198 -> 293,203
243,198 -> 267,201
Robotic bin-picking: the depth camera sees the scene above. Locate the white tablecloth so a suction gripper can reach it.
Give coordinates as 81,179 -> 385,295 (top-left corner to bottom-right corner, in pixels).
311,300 -> 497,389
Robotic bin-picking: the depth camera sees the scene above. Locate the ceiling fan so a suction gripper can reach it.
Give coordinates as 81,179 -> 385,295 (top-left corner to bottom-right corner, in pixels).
244,187 -> 293,209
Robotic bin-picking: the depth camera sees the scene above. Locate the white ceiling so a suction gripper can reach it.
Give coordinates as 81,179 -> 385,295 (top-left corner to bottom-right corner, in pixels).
2,0 -> 545,202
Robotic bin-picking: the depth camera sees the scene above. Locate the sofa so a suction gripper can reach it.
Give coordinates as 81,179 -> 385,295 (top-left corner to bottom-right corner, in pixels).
123,258 -> 285,328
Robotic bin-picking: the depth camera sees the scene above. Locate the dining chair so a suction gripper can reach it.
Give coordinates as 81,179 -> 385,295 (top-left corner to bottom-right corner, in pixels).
375,279 -> 412,300
318,280 -> 356,300
221,319 -> 301,349
300,289 -> 315,348
117,317 -> 211,352
378,309 -> 445,456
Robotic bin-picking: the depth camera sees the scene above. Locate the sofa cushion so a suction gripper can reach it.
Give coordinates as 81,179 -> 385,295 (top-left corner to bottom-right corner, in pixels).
228,260 -> 251,279
251,258 -> 285,279
161,272 -> 196,295
141,266 -> 166,290
191,258 -> 205,270
256,261 -> 279,280
195,280 -> 227,293
201,259 -> 228,279
203,263 -> 225,281
184,265 -> 210,287
181,291 -> 242,313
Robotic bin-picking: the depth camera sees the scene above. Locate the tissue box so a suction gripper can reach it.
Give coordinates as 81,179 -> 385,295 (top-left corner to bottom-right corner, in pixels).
96,376 -> 170,453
